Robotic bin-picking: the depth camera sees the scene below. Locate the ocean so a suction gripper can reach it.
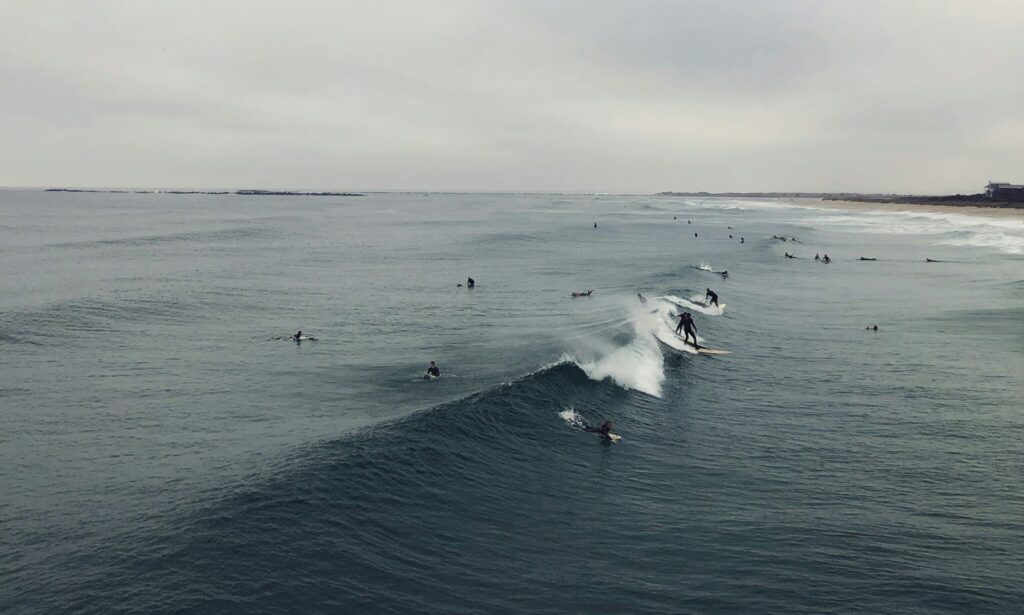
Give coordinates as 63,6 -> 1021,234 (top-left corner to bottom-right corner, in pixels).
2,189 -> 1022,613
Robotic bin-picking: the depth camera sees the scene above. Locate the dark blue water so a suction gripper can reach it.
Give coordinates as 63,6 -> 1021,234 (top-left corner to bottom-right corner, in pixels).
2,190 -> 1023,613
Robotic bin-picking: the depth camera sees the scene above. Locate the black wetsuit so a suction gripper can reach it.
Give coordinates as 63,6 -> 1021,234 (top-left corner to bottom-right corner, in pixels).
427,366 -> 440,377
467,278 -> 475,288
675,314 -> 697,345
585,423 -> 613,439
705,290 -> 718,306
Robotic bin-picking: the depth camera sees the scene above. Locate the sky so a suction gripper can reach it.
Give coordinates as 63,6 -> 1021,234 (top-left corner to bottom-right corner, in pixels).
1,0 -> 1022,193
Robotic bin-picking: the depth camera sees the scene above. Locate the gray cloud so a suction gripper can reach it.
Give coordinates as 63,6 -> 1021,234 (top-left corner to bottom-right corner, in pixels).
1,0 -> 1021,192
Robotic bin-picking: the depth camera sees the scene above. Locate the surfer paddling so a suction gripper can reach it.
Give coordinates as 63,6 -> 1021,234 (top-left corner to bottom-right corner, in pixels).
571,290 -> 593,297
584,420 -> 615,441
675,312 -> 699,347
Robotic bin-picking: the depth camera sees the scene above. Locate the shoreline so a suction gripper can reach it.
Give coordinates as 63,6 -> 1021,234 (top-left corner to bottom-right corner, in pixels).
806,198 -> 1024,220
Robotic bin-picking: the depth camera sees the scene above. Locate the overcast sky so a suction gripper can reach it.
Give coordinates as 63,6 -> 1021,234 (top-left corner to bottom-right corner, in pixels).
2,0 -> 1022,192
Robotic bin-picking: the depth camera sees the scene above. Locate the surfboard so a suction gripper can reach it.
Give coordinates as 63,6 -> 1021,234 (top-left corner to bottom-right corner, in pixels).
607,433 -> 622,442
670,334 -> 730,355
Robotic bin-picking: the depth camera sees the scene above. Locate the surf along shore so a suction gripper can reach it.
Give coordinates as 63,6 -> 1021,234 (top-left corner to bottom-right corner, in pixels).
813,198 -> 1024,220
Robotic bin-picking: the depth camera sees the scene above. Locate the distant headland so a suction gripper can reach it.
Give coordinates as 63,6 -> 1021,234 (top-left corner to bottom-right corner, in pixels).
44,188 -> 364,197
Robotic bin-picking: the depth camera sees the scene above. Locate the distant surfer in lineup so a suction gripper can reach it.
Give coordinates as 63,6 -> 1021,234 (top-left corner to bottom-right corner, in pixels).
467,277 -> 475,288
785,252 -> 795,259
705,289 -> 719,307
425,361 -> 440,378
593,222 -> 597,228
815,254 -> 820,261
584,420 -> 615,441
637,293 -> 647,304
571,290 -> 593,297
291,330 -> 316,342
675,312 -> 698,347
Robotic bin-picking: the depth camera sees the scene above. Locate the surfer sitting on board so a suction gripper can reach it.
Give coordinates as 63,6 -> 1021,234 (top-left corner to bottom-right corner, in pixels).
425,361 -> 440,378
584,420 -> 614,440
467,277 -> 475,288
705,288 -> 719,307
675,312 -> 699,347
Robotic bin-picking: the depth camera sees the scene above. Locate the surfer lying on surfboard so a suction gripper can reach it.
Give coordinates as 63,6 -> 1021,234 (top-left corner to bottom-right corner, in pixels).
584,420 -> 618,441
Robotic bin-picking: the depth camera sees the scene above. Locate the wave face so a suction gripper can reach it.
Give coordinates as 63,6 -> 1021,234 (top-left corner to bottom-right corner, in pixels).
41,363 -> 670,613
3,190 -> 1023,614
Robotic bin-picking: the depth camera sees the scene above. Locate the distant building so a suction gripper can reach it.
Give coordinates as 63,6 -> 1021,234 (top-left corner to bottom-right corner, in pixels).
986,181 -> 1024,200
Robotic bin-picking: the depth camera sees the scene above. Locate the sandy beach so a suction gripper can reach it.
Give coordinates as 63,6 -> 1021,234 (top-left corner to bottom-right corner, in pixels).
810,199 -> 1024,220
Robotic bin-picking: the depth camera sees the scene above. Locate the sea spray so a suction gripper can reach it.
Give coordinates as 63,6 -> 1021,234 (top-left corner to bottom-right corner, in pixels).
558,406 -> 585,429
562,301 -> 666,397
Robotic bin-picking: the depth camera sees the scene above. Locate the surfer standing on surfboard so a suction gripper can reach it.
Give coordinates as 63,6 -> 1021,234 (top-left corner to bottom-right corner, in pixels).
705,288 -> 719,307
675,312 -> 699,347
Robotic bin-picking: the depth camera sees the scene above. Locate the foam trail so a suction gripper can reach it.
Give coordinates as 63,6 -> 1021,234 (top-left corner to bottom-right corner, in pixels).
660,294 -> 724,316
558,407 -> 586,429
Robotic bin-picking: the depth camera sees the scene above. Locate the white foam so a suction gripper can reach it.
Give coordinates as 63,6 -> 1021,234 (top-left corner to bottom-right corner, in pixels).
564,303 -> 666,398
660,294 -> 724,316
558,406 -> 585,429
802,209 -> 1024,255
691,198 -> 1024,255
